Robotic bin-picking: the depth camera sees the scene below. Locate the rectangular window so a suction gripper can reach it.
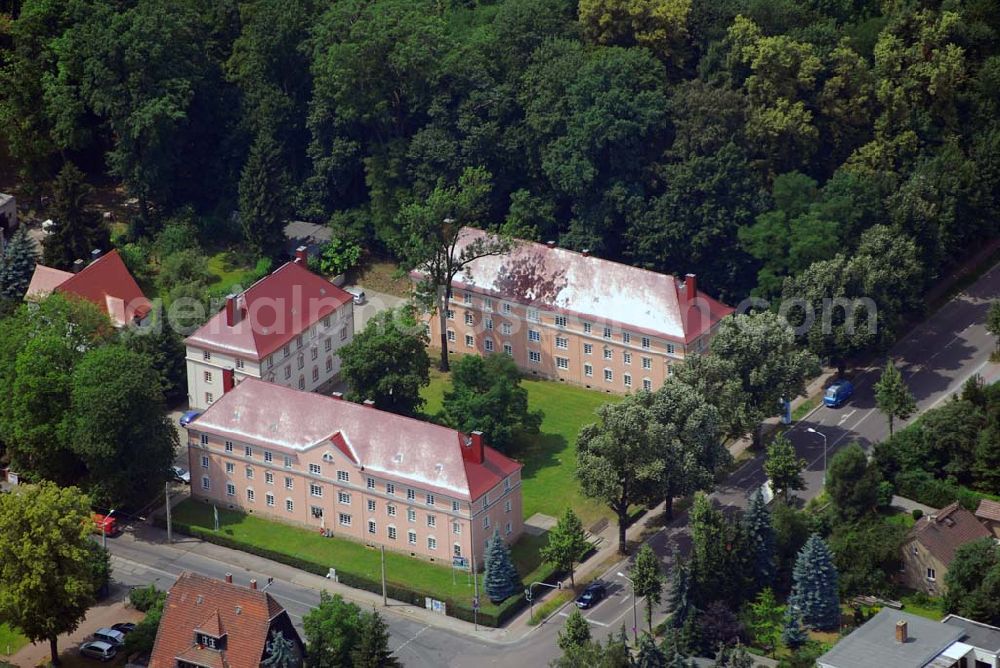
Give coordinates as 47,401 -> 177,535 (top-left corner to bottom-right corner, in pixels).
201,455 -> 209,469
506,522 -> 512,536
386,483 -> 395,495
311,347 -> 318,361
483,516 -> 490,529
623,352 -> 632,365
283,345 -> 290,358
285,477 -> 293,490
226,462 -> 235,474
453,521 -> 461,534
555,315 -> 567,327
643,379 -> 652,391
204,371 -> 213,383
284,367 -> 291,380
503,303 -> 512,315
296,335 -> 303,350
583,322 -> 592,334
501,323 -> 511,335
428,537 -> 437,550
340,326 -> 348,341
245,446 -> 253,458
367,499 -> 376,512
284,456 -> 293,468
485,298 -> 494,312
529,351 -> 541,364
266,492 -> 274,507
407,488 -> 415,501
447,309 -> 455,320
337,470 -> 349,483
603,348 -> 612,360
485,339 -> 494,352
528,330 -> 540,342
527,308 -> 539,322
624,374 -> 632,387
226,483 -> 235,497
264,451 -> 272,463
584,343 -> 593,355
367,477 -> 375,489
555,336 -> 568,349
224,440 -> 233,452
311,484 -> 323,498
556,357 -> 569,369
309,463 -> 321,475
407,508 -> 416,522
205,392 -> 214,405
203,350 -> 211,361
202,476 -> 210,490
322,316 -> 331,328
325,337 -> 332,352
368,520 -> 377,535
447,330 -> 456,343
642,357 -> 652,370
312,506 -> 324,520
427,515 -> 436,528
326,357 -> 332,372
408,530 -> 417,545
622,331 -> 631,344
452,500 -> 460,512
297,354 -> 304,370
505,499 -> 512,513
503,343 -> 513,356
465,334 -> 474,348
388,526 -> 397,540
267,356 -> 273,369
286,499 -> 294,512
584,364 -> 593,377
464,312 -> 474,326
339,513 -> 352,527
485,318 -> 493,331
603,327 -> 612,339
604,369 -> 613,382
387,504 -> 397,517
424,494 -> 434,506
245,466 -> 254,479
463,292 -> 472,305
246,488 -> 255,502
642,337 -> 651,349
338,491 -> 350,504
666,343 -> 676,355
265,471 -> 273,485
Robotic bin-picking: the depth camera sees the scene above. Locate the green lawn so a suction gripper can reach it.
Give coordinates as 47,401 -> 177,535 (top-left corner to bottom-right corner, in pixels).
0,621 -> 28,657
421,370 -> 618,527
206,251 -> 258,291
171,498 -> 550,617
900,591 -> 946,620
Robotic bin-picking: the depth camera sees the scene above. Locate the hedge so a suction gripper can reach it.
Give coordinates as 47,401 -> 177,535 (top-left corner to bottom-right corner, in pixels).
154,516 -> 556,627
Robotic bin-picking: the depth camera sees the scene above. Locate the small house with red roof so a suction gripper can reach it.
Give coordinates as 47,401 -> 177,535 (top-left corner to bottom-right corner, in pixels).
149,571 -> 303,668
184,249 -> 354,410
901,501 -> 992,596
413,227 -> 733,394
186,378 -> 523,562
25,249 -> 151,327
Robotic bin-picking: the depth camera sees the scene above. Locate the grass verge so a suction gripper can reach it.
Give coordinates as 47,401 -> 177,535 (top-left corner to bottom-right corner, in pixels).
164,498 -> 557,627
0,622 -> 28,657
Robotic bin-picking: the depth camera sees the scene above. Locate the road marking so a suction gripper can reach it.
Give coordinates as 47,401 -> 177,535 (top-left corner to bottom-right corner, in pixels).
391,624 -> 430,654
557,611 -> 609,626
111,555 -> 179,580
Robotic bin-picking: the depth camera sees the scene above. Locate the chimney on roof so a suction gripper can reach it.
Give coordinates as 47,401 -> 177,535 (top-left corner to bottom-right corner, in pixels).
685,274 -> 697,302
895,620 -> 907,643
462,431 -> 485,465
90,248 -> 102,263
225,294 -> 239,327
294,246 -> 308,266
72,259 -> 85,274
250,579 -> 257,590
582,249 -> 590,257
332,392 -> 344,400
225,573 -> 232,584
362,399 -> 375,408
222,368 -> 234,394
546,240 -> 556,249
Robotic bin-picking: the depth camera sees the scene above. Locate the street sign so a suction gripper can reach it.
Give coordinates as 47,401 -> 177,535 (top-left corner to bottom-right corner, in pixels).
452,556 -> 469,569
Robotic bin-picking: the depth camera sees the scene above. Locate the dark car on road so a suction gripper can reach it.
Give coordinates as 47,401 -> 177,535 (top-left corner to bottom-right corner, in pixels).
576,582 -> 606,609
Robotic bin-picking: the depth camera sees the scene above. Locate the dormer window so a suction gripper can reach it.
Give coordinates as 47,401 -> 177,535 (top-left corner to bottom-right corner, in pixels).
195,632 -> 224,650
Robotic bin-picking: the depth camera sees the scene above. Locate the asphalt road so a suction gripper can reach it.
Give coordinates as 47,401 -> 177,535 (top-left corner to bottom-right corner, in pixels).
108,260 -> 1000,668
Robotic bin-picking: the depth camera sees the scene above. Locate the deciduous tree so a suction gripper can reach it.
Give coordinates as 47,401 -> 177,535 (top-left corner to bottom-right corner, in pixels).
764,435 -> 806,503
541,509 -> 590,587
875,361 -> 917,437
631,544 -> 663,633
744,588 -> 782,658
826,443 -> 880,521
303,591 -> 363,668
558,610 -> 591,651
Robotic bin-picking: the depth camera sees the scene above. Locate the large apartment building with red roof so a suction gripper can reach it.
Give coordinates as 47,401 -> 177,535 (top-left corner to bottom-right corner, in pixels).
184,249 -> 355,409
416,227 -> 734,394
186,378 -> 523,563
26,249 -> 151,327
149,571 -> 304,668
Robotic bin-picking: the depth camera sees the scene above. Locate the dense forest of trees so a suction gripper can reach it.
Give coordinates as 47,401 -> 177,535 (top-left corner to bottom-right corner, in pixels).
2,0 -> 998,318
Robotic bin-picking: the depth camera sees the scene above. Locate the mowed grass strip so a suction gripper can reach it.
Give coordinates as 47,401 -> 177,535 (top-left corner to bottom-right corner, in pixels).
171,499 -> 551,615
422,369 -> 619,527
0,621 -> 28,657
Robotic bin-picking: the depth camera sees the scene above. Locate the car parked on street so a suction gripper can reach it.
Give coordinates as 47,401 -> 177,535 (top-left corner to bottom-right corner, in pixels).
823,380 -> 854,408
111,622 -> 136,635
576,582 -> 607,609
346,288 -> 366,305
93,627 -> 126,647
80,641 -> 117,661
179,410 -> 202,427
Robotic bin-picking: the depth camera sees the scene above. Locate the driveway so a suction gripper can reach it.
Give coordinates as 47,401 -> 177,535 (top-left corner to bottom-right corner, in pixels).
345,284 -> 408,334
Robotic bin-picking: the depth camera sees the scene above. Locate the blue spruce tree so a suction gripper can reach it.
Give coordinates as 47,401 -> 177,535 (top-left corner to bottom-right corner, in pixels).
743,488 -> 776,591
0,226 -> 38,300
668,563 -> 695,629
483,529 -> 520,602
781,607 -> 807,649
636,633 -> 666,668
788,533 -> 840,631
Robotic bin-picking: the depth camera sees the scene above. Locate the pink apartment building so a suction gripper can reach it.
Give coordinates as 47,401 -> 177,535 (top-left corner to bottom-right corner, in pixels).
184,249 -> 355,410
186,378 -> 523,565
419,227 -> 734,393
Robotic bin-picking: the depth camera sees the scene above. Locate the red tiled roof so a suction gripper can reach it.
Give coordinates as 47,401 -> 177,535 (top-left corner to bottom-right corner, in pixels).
193,378 -> 522,501
909,502 -> 992,567
27,250 -> 151,326
185,261 -> 352,361
976,499 -> 1000,523
149,571 -> 297,668
418,227 -> 734,343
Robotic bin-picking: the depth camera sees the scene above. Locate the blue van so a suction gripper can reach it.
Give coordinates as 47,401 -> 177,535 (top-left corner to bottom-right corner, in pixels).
823,380 -> 854,408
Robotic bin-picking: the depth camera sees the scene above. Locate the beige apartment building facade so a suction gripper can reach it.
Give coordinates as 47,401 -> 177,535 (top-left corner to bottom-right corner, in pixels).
187,379 -> 523,565
185,250 -> 355,410
420,228 -> 734,393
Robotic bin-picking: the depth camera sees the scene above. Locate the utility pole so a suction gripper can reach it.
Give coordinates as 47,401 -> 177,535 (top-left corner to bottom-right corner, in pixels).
165,482 -> 172,544
380,545 -> 387,606
471,543 -> 480,631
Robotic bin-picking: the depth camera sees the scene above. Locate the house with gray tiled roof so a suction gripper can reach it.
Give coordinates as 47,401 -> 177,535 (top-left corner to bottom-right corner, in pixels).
901,502 -> 992,596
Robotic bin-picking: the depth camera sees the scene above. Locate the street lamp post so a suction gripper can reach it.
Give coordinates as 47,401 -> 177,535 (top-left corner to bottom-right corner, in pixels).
806,427 -> 829,477
101,509 -> 116,551
617,571 -> 638,643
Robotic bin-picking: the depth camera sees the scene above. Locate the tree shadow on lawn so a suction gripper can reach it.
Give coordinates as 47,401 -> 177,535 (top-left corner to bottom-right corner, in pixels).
510,431 -> 568,482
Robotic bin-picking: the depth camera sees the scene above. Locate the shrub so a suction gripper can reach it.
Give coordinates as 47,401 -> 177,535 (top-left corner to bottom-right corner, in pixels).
912,508 -> 923,520
129,584 -> 165,612
314,237 -> 362,276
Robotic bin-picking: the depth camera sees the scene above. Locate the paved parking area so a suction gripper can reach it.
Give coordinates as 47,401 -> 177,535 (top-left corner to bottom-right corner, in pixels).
345,284 -> 408,334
